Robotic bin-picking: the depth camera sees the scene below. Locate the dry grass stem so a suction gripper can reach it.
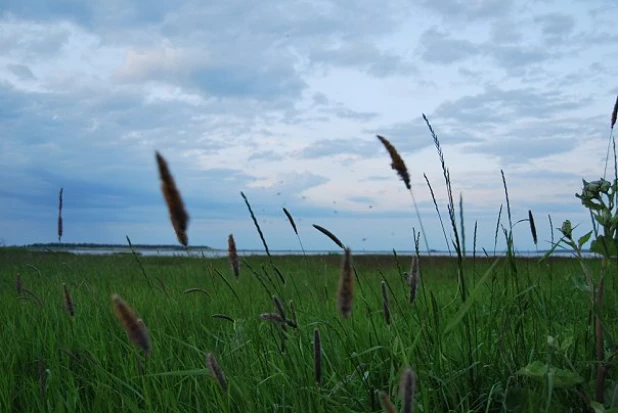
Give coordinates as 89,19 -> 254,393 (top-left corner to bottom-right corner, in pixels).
399,367 -> 416,413
111,294 -> 151,355
227,234 -> 240,278
381,281 -> 391,325
206,353 -> 227,392
62,283 -> 74,317
377,135 -> 411,190
155,151 -> 189,247
313,328 -> 322,384
337,247 -> 354,318
610,96 -> 618,129
313,224 -> 345,250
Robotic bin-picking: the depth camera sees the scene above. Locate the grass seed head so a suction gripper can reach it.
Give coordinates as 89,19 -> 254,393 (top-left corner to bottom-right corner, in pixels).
111,294 -> 151,355
378,391 -> 396,413
337,247 -> 354,319
313,328 -> 322,384
528,210 -> 538,245
62,283 -> 74,317
227,234 -> 240,278
282,207 -> 298,235
206,353 -> 227,392
399,367 -> 416,413
155,151 -> 189,247
57,188 -> 63,243
377,135 -> 411,190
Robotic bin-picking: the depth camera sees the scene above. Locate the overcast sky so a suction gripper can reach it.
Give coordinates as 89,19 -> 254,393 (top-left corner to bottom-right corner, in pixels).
1,0 -> 617,253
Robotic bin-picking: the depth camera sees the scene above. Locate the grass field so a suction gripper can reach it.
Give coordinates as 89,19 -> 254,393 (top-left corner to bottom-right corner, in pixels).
3,110 -> 618,412
1,247 -> 616,412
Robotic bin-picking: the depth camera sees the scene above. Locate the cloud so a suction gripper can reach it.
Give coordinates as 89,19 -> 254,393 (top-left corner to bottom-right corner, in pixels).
6,64 -> 36,80
432,87 -> 585,125
419,28 -> 479,64
419,0 -> 512,21
297,138 -> 378,159
0,0 -> 615,253
534,13 -> 576,43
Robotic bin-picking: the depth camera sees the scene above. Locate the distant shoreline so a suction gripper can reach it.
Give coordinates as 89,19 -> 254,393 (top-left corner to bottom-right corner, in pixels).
3,243 -> 596,258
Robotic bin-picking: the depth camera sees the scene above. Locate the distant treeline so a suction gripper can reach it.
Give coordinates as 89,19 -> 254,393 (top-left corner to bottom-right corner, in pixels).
26,242 -> 213,250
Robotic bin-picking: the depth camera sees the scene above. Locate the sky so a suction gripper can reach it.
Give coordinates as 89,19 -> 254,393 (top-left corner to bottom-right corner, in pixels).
1,0 -> 617,253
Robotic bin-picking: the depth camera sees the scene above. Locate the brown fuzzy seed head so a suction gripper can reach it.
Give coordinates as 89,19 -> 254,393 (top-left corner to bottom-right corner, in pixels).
399,367 -> 416,413
313,224 -> 345,250
259,313 -> 284,324
112,294 -> 151,355
377,135 -> 411,190
313,328 -> 322,384
337,247 -> 354,318
379,391 -> 396,413
528,210 -> 537,245
63,283 -> 74,317
282,207 -> 298,235
206,353 -> 227,392
57,188 -> 63,242
155,151 -> 189,247
272,295 -> 287,320
227,234 -> 240,278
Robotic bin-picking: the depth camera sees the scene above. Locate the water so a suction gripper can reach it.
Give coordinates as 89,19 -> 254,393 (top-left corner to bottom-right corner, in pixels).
34,246 -> 591,259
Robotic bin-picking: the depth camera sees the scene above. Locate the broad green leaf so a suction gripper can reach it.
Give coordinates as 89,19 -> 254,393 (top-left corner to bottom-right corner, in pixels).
590,235 -> 618,258
517,361 -> 583,388
443,258 -> 501,335
578,231 -> 593,249
590,401 -> 605,413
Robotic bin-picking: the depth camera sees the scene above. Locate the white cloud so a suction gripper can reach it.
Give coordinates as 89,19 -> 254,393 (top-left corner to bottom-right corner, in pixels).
0,0 -> 616,253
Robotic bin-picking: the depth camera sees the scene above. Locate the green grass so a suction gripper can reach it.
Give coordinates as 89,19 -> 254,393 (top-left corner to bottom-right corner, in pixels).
1,247 -> 616,412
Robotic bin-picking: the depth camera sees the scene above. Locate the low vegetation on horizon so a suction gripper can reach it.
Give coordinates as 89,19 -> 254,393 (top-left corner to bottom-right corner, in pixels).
1,97 -> 618,412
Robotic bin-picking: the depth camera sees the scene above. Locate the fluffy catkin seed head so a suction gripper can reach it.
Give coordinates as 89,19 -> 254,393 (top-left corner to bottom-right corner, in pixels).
378,391 -> 396,413
155,151 -> 189,247
112,294 -> 151,355
206,353 -> 227,392
57,188 -> 63,243
399,367 -> 416,413
337,247 -> 354,319
377,135 -> 411,190
227,234 -> 240,278
313,328 -> 322,384
528,210 -> 537,245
